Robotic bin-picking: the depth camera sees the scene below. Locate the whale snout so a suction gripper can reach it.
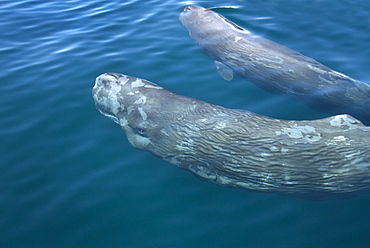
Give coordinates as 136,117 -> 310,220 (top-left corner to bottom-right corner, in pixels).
182,5 -> 205,12
92,73 -> 128,125
182,6 -> 193,12
93,73 -> 168,150
179,5 -> 206,25
97,73 -> 119,86
105,72 -> 122,79
94,73 -> 130,89
92,72 -> 165,128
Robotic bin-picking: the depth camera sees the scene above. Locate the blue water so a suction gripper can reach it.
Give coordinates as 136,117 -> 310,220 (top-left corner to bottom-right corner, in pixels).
1,0 -> 370,247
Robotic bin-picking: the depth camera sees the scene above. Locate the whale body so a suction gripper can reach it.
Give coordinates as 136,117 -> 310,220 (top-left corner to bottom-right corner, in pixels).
93,73 -> 370,199
179,6 -> 370,125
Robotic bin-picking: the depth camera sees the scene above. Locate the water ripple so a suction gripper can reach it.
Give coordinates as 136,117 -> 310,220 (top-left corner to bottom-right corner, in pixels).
1,0 -> 370,247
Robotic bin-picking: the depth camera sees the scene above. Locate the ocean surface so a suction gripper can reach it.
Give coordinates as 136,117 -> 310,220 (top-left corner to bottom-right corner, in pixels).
1,0 -> 370,247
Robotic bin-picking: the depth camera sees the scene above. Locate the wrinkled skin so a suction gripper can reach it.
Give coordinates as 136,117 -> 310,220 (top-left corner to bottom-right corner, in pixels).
179,6 -> 370,125
92,73 -> 370,199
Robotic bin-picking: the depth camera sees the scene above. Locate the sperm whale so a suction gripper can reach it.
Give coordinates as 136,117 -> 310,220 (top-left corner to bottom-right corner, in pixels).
179,5 -> 370,125
93,72 -> 370,199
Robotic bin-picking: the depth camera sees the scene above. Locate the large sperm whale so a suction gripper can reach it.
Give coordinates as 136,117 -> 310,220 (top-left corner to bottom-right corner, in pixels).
179,6 -> 370,125
92,73 -> 370,199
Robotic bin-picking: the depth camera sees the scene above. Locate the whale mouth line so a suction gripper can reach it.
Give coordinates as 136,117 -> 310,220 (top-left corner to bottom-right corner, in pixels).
98,108 -> 119,124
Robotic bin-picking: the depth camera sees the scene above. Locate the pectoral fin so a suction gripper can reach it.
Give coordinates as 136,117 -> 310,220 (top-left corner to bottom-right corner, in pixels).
214,61 -> 234,81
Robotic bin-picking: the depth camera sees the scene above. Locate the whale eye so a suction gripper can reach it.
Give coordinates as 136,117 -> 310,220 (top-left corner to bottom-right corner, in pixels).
137,128 -> 145,135
127,124 -> 148,137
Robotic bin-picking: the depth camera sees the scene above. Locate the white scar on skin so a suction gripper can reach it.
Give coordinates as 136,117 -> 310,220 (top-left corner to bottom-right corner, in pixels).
235,36 -> 243,42
330,115 -> 357,127
120,117 -> 128,127
277,125 -> 321,144
132,79 -> 145,88
134,96 -> 146,104
138,107 -> 147,120
118,76 -> 129,85
144,84 -> 163,90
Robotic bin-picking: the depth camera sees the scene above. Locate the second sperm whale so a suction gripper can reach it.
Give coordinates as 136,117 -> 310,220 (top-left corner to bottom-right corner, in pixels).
179,6 -> 370,125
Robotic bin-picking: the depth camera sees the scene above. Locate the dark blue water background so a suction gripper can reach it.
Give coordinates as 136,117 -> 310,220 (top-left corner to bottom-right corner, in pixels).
1,0 -> 370,247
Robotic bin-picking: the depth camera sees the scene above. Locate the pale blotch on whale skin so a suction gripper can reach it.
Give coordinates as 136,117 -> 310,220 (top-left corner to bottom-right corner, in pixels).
179,5 -> 370,125
92,73 -> 370,199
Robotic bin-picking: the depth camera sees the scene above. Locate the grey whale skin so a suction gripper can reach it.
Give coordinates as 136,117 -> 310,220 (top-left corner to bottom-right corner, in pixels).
179,6 -> 370,125
93,73 -> 370,199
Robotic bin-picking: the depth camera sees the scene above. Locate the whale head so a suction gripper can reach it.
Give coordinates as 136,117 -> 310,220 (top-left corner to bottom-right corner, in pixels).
179,5 -> 248,42
92,73 -> 168,150
92,72 -> 206,162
